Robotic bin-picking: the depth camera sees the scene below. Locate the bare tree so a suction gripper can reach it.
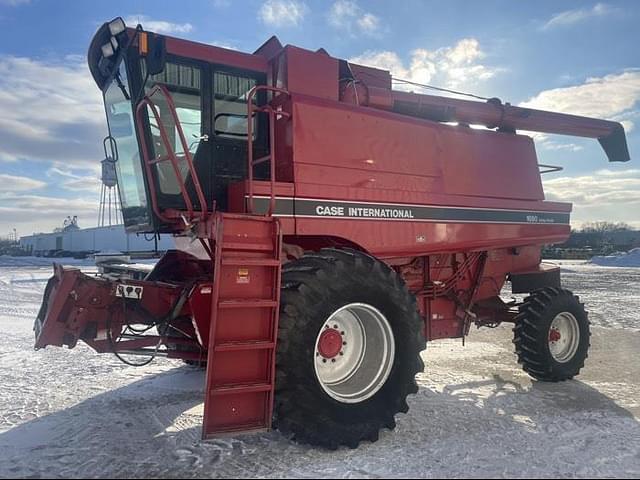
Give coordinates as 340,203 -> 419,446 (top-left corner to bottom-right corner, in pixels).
580,221 -> 632,234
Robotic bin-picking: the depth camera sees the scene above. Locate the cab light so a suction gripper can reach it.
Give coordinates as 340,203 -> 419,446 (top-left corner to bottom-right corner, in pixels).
101,42 -> 115,58
108,18 -> 126,36
139,32 -> 148,56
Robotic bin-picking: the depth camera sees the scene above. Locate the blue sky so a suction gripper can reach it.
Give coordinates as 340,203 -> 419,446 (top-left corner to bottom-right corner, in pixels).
0,0 -> 638,236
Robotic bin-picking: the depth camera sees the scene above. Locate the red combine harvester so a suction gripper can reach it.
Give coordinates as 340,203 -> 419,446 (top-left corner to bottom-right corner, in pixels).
34,18 -> 630,449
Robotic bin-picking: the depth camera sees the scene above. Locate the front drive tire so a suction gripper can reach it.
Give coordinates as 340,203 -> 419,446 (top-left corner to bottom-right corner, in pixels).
513,287 -> 590,382
275,248 -> 426,449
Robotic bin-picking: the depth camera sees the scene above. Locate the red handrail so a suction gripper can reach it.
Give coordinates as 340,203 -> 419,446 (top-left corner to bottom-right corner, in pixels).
135,84 -> 209,225
246,86 -> 291,215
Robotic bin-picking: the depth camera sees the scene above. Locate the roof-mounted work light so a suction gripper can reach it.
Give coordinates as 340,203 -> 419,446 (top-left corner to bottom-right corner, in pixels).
108,17 -> 126,37
100,19 -> 126,65
101,42 -> 115,58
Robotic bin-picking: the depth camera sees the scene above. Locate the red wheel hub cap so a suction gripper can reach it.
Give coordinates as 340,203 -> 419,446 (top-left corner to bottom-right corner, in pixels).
318,329 -> 343,359
549,328 -> 561,343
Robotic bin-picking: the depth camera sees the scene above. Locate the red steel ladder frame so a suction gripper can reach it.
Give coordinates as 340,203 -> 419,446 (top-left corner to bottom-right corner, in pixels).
202,87 -> 288,437
246,85 -> 291,215
202,214 -> 283,437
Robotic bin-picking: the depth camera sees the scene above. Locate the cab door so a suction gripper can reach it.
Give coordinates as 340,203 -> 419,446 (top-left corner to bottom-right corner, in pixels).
141,57 -> 211,214
209,69 -> 268,211
135,59 -> 267,222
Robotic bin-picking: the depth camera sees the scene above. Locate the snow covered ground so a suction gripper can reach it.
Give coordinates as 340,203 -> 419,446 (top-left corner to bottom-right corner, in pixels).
591,248 -> 640,268
0,257 -> 639,478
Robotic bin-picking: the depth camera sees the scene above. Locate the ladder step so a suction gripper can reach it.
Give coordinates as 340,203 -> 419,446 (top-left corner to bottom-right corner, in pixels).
215,341 -> 275,352
221,258 -> 281,267
210,382 -> 273,396
218,299 -> 278,309
222,241 -> 274,252
203,422 -> 268,437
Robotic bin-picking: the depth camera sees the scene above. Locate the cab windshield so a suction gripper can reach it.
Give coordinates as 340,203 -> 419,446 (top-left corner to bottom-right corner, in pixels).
103,61 -> 150,228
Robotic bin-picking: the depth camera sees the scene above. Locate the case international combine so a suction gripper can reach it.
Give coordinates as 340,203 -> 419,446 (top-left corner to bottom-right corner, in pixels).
34,18 -> 631,449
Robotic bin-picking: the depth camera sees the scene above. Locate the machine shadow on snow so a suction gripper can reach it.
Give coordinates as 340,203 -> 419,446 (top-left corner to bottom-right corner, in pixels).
439,374 -> 637,419
0,367 -> 638,478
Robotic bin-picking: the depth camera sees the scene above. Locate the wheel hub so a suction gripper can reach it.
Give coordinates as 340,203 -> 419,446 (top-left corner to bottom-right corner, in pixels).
317,328 -> 343,359
549,328 -> 562,343
314,303 -> 395,404
548,312 -> 580,363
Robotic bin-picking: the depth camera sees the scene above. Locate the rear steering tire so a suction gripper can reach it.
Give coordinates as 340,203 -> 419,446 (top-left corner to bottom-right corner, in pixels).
513,287 -> 590,382
275,248 -> 426,449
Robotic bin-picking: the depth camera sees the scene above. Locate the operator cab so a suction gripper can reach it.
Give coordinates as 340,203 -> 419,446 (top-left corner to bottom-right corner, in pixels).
89,18 -> 269,233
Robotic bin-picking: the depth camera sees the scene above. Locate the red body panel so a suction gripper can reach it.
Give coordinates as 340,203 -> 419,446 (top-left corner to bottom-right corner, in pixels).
290,95 -> 544,201
165,35 -> 268,73
293,218 -> 567,258
284,46 -> 339,100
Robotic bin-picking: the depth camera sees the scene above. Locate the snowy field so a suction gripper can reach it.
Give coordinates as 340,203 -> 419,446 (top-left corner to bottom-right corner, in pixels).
0,256 -> 639,478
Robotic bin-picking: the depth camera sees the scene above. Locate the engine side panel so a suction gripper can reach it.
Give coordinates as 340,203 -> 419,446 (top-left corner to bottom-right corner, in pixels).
290,95 -> 544,202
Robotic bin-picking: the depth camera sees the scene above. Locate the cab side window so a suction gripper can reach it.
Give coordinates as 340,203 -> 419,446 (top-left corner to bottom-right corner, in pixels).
213,72 -> 256,140
144,62 -> 202,195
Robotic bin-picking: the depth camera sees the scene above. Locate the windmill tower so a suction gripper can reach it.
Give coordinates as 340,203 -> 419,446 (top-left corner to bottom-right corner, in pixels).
98,156 -> 122,227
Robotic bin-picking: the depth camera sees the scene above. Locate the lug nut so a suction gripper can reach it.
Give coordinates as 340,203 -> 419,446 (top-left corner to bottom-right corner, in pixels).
331,359 -> 336,363
333,324 -> 338,329
343,341 -> 347,346
339,352 -> 344,356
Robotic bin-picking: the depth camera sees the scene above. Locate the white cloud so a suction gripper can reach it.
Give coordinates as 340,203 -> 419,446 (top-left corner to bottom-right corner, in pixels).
357,13 -> 380,34
521,70 -> 640,123
350,50 -> 408,77
0,0 -> 30,5
472,70 -> 640,199
520,70 -> 640,149
543,169 -> 640,228
517,71 -> 639,154
0,174 -> 46,193
328,0 -> 380,36
0,55 -> 105,166
0,194 -> 99,233
0,166 -> 101,233
210,40 -> 238,50
542,3 -> 616,30
62,176 -> 100,192
47,166 -> 79,179
258,0 -> 308,28
540,142 -> 585,152
124,15 -> 194,35
349,38 -> 499,90
47,167 -> 100,192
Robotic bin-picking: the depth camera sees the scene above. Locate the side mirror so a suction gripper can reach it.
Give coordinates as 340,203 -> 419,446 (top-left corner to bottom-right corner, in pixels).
144,33 -> 166,76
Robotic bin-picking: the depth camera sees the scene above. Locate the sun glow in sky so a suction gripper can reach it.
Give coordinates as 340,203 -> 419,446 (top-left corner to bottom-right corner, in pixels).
0,0 -> 638,235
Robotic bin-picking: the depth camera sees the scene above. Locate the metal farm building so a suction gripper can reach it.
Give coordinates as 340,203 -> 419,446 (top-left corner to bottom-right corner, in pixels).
20,225 -> 174,256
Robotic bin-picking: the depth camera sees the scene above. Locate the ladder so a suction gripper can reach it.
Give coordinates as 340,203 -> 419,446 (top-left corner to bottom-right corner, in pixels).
202,213 -> 282,437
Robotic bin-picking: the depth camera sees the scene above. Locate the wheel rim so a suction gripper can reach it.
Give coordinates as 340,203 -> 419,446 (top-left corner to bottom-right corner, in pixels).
548,312 -> 580,363
314,303 -> 396,404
